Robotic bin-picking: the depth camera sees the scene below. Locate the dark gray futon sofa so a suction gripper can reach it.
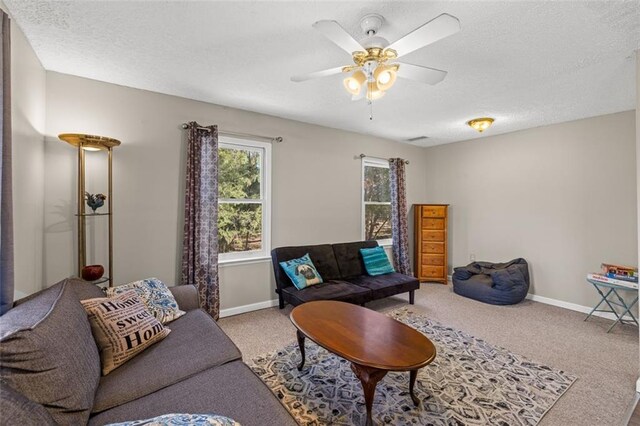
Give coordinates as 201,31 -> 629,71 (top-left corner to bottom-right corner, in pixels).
0,278 -> 296,426
271,240 -> 419,308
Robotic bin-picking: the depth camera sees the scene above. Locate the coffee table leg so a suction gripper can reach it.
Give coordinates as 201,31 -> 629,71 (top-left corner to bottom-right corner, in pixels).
351,363 -> 387,426
409,369 -> 420,406
296,330 -> 306,371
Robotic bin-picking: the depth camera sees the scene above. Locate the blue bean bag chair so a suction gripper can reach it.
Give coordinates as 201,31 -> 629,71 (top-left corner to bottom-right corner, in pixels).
452,258 -> 530,305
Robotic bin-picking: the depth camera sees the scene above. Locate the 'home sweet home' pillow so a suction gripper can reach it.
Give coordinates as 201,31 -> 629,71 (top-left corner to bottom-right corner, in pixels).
106,278 -> 185,324
81,291 -> 170,375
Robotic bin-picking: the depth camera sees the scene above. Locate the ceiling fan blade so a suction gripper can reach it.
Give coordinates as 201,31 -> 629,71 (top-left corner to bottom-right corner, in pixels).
313,20 -> 366,55
397,63 -> 448,85
291,66 -> 345,82
386,13 -> 460,58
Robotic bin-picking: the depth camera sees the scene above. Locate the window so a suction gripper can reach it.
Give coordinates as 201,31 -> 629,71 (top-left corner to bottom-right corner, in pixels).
361,157 -> 392,245
218,137 -> 271,263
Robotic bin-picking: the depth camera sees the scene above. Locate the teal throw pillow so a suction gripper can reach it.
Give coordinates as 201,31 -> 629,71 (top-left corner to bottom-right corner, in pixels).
360,246 -> 396,276
279,253 -> 323,290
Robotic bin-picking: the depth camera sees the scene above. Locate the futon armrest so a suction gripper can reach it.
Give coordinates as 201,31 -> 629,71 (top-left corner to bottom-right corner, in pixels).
169,285 -> 200,311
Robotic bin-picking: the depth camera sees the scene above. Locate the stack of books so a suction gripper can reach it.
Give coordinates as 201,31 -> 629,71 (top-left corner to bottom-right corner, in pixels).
588,263 -> 639,290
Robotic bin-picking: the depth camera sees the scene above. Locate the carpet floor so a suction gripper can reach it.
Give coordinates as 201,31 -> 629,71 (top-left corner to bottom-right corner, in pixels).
250,308 -> 576,425
218,283 -> 638,426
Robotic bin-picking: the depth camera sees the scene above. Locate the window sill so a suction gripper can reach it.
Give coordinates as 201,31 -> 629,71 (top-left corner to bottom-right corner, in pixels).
219,256 -> 272,267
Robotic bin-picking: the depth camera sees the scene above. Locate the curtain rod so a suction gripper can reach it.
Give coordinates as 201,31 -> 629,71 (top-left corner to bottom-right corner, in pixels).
359,153 -> 410,165
181,123 -> 283,143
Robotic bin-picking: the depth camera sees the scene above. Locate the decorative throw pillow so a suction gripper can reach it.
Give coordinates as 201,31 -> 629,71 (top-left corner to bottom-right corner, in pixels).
106,413 -> 239,426
81,291 -> 171,375
280,253 -> 323,290
106,278 -> 185,324
360,246 -> 396,276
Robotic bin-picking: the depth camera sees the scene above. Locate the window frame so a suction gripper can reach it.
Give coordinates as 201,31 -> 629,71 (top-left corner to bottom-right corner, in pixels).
361,157 -> 392,247
217,136 -> 272,264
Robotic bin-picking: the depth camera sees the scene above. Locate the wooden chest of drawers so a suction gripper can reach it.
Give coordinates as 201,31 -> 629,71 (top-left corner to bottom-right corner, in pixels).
414,204 -> 448,283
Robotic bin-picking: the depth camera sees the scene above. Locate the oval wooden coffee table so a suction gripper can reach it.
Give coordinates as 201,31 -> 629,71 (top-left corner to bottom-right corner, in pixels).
290,300 -> 436,426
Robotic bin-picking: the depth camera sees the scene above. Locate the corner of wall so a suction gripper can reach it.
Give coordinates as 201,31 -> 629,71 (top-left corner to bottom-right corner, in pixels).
10,12 -> 46,298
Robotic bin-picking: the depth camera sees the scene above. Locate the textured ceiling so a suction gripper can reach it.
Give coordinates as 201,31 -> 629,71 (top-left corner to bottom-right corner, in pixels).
4,1 -> 639,146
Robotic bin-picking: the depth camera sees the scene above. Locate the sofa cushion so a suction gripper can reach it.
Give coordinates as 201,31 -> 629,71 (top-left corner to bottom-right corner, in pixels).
88,361 -> 297,426
69,277 -> 107,300
346,273 -> 419,299
360,246 -> 395,276
272,244 -> 341,289
0,380 -> 56,426
106,278 -> 185,324
279,253 -> 323,290
281,280 -> 371,306
92,309 -> 242,413
12,277 -> 105,307
0,279 -> 101,425
81,291 -> 171,375
168,284 -> 200,312
332,240 -> 379,278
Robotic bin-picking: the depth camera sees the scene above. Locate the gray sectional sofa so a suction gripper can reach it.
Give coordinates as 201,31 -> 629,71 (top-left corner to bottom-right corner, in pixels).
0,278 -> 296,426
271,240 -> 419,308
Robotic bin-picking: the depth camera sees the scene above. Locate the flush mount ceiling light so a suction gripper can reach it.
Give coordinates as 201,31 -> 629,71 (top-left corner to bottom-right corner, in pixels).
467,117 -> 495,133
291,13 -> 461,119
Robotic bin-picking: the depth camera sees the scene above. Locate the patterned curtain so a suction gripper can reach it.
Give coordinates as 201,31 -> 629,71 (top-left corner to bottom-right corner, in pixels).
0,11 -> 13,315
180,122 -> 220,319
389,158 -> 412,276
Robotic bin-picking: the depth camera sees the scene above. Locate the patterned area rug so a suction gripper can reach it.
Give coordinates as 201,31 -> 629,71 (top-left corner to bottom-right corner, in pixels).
249,308 -> 576,425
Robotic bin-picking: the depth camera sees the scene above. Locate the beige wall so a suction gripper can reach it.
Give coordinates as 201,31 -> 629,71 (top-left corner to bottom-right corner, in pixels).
6,9 -> 46,298
43,72 -> 429,311
423,111 -> 637,308
11,24 -> 637,314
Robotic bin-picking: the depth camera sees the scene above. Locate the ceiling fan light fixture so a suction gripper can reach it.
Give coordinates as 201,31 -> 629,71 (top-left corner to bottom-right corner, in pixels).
467,117 -> 495,133
293,12 -> 461,119
366,81 -> 385,100
373,65 -> 397,91
343,70 -> 366,95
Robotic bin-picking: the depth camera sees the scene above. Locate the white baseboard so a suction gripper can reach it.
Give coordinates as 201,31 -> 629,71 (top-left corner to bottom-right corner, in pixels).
526,293 -> 619,321
219,289 -> 627,321
220,299 -> 280,318
636,377 -> 640,393
14,290 -> 28,300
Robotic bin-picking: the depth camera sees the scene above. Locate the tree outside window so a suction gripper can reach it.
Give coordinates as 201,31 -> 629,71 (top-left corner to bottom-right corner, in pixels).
218,140 -> 271,261
362,160 -> 392,243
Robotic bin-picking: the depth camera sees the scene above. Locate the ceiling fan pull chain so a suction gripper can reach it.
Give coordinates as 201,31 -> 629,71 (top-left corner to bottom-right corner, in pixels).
369,99 -> 374,121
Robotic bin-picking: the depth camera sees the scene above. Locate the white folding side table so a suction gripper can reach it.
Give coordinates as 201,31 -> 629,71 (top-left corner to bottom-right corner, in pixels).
585,278 -> 639,333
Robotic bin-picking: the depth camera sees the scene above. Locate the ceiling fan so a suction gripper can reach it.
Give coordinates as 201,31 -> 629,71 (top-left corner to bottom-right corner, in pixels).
291,13 -> 461,102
